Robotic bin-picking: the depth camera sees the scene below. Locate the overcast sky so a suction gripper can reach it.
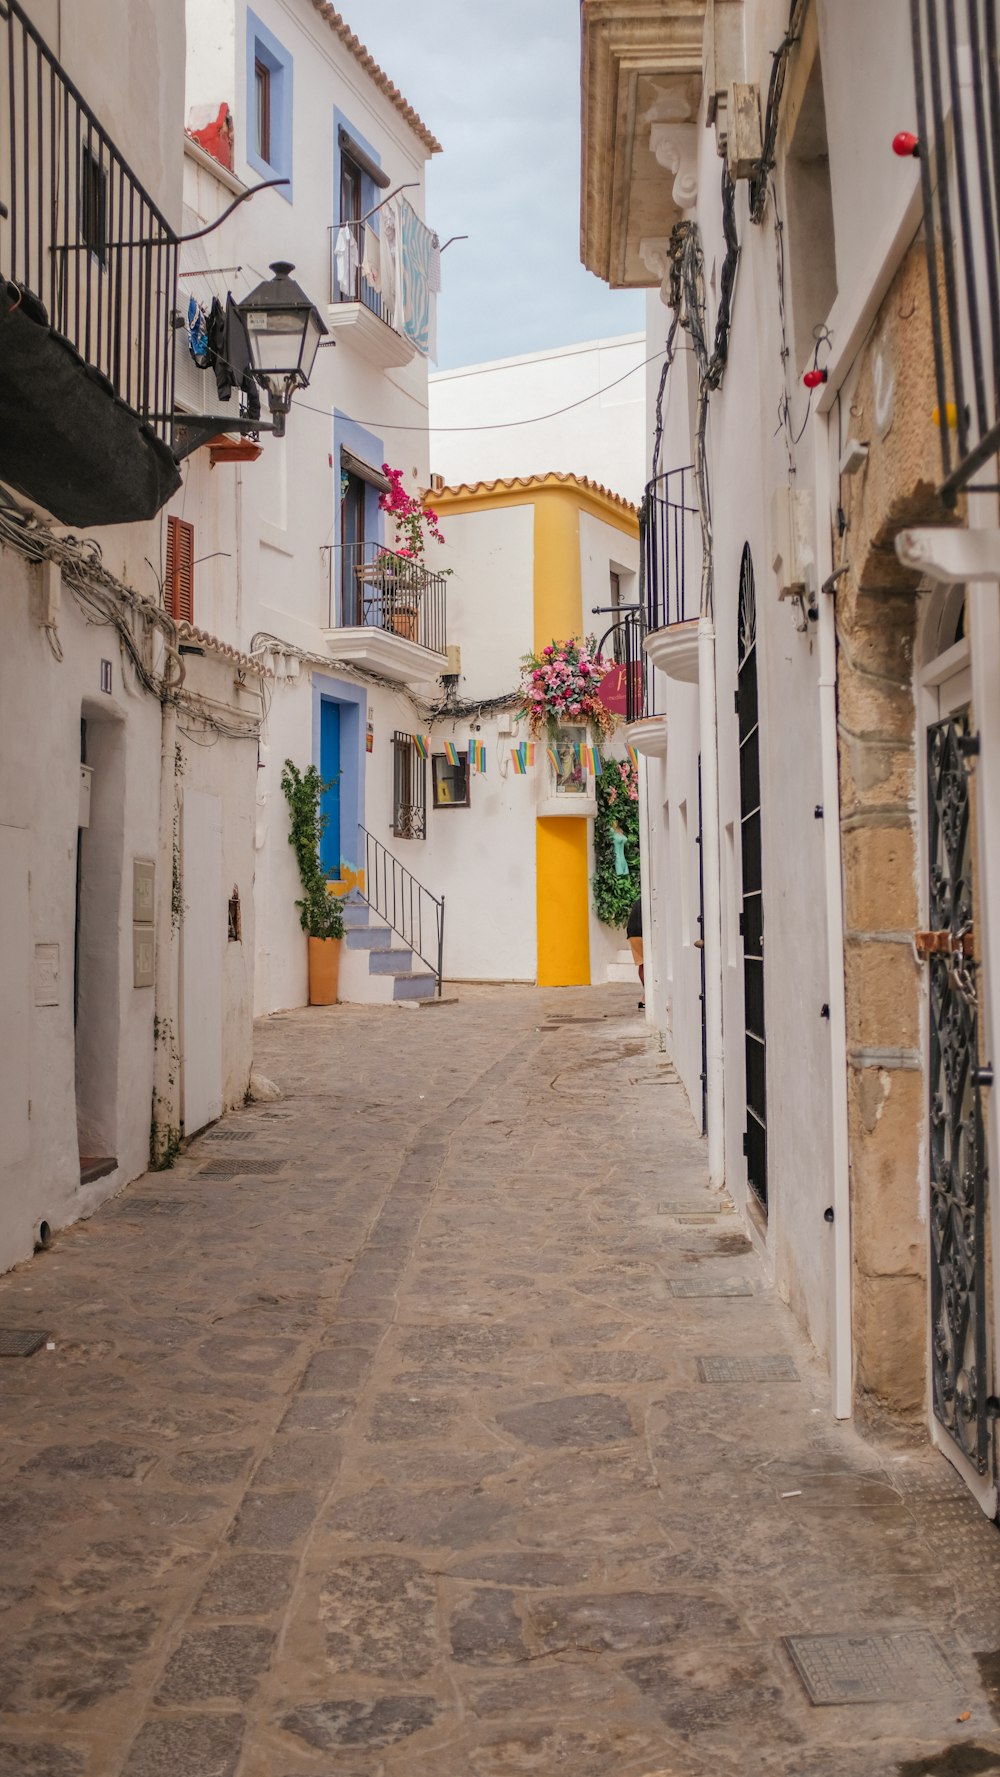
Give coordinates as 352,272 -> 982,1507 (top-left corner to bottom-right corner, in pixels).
349,0 -> 644,369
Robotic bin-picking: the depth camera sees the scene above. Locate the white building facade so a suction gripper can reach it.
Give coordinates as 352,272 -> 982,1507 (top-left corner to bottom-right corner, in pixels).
582,0 -> 1000,1514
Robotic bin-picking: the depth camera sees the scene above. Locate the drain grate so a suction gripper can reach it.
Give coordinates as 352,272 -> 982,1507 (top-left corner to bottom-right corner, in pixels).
0,1328 -> 49,1358
697,1354 -> 798,1383
660,1201 -> 723,1216
198,1158 -> 287,1178
671,1279 -> 754,1299
202,1130 -> 254,1142
785,1631 -> 956,1705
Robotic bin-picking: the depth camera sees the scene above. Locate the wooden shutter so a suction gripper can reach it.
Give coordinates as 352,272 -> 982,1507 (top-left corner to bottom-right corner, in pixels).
165,516 -> 194,624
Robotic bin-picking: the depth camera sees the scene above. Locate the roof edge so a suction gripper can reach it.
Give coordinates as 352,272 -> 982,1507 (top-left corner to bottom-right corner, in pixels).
427,471 -> 639,519
307,4 -> 442,154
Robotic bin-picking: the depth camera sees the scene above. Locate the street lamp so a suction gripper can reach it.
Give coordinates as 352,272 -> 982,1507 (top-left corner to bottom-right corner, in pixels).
237,261 -> 328,437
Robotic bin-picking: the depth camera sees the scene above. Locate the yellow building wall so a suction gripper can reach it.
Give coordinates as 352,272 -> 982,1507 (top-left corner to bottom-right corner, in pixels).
536,817 -> 590,986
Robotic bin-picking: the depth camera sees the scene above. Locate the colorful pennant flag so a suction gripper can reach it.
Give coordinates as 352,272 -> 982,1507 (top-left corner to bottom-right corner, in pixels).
547,745 -> 561,774
524,743 -> 536,768
468,739 -> 476,770
443,740 -> 460,767
626,744 -> 639,770
510,748 -> 526,775
412,734 -> 429,759
476,740 -> 486,774
587,745 -> 603,777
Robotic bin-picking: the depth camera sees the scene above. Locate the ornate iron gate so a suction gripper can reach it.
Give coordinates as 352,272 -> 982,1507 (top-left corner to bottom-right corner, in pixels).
737,546 -> 767,1209
927,713 -> 990,1473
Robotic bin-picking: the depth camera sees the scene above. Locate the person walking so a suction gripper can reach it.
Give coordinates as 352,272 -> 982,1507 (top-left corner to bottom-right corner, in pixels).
627,896 -> 644,1010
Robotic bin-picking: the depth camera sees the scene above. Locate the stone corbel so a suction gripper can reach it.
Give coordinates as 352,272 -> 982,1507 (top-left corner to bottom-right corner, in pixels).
639,238 -> 672,306
895,527 -> 1000,584
649,122 -> 699,211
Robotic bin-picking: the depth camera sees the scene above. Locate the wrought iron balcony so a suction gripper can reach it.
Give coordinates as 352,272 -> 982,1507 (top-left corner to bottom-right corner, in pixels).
324,542 -> 448,682
327,219 -> 416,369
911,0 -> 1000,506
640,465 -> 701,683
0,0 -> 181,523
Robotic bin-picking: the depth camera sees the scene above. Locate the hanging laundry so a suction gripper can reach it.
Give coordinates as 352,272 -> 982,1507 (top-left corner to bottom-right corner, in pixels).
428,231 -> 442,294
381,203 -> 400,329
334,223 -> 359,298
186,295 -> 210,368
361,224 -> 381,294
397,197 -> 436,358
207,295 -> 260,423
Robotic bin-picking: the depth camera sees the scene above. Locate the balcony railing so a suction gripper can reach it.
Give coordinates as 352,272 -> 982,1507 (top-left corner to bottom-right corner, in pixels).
912,0 -> 1000,505
641,466 -> 700,629
330,219 -> 397,330
618,607 -> 658,723
0,0 -> 177,442
329,542 -> 448,655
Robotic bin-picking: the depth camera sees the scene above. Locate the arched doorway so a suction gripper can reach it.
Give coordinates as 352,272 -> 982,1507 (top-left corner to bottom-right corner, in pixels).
737,545 -> 767,1210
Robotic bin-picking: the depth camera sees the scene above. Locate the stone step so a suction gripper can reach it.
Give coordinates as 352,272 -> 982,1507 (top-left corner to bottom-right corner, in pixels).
369,946 -> 414,975
393,971 -> 438,1002
345,925 -> 395,951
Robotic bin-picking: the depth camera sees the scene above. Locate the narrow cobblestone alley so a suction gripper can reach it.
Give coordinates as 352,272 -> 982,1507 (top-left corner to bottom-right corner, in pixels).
4,986 -> 1000,1777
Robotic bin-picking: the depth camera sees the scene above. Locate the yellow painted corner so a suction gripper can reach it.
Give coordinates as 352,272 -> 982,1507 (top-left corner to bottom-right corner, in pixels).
533,488 -> 582,654
536,817 -> 590,987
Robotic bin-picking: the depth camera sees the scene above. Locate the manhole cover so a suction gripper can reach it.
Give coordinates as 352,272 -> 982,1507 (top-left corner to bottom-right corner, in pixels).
697,1354 -> 798,1383
660,1201 -> 723,1215
202,1130 -> 254,1141
671,1279 -> 754,1298
0,1328 -> 49,1357
785,1631 -> 956,1705
198,1158 -> 287,1177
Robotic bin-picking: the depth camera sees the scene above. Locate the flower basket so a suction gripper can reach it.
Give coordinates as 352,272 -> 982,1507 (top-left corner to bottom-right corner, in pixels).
518,636 -> 617,745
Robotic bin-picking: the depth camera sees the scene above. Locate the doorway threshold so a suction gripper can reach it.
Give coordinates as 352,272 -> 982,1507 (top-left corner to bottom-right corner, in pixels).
79,1156 -> 117,1186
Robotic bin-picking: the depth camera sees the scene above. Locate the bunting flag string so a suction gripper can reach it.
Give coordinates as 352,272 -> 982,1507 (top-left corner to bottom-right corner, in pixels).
586,745 -> 602,777
468,739 -> 486,774
412,734 -> 429,759
626,743 -> 639,770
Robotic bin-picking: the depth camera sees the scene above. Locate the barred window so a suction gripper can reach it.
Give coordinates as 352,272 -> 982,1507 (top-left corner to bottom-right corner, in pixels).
392,732 -> 426,840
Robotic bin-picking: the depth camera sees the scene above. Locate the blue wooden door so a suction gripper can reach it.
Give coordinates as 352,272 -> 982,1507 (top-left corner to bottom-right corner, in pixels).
320,699 -> 341,878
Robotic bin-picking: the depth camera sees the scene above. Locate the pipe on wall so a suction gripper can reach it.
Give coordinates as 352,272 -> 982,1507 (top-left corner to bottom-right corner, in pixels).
813,413 -> 853,1420
698,616 -> 725,1189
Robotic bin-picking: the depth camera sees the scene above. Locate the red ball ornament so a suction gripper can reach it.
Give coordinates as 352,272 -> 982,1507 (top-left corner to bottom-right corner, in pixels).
803,367 -> 828,390
892,130 -> 920,157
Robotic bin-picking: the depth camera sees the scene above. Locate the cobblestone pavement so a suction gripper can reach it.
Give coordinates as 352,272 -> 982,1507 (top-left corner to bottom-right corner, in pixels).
3,985 -> 1000,1777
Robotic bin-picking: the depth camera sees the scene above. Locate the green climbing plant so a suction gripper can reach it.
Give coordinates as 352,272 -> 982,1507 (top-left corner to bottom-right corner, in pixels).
592,754 -> 641,927
279,759 -> 345,940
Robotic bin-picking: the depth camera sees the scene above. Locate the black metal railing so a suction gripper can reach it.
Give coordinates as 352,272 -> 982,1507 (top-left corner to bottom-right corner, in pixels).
911,0 -> 1000,505
361,824 -> 444,996
330,219 -> 398,330
330,542 -> 448,655
621,606 -> 659,722
640,465 -> 700,629
0,0 -> 178,441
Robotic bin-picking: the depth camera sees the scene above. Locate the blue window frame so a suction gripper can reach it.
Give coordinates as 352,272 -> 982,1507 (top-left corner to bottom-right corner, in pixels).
246,10 -> 293,201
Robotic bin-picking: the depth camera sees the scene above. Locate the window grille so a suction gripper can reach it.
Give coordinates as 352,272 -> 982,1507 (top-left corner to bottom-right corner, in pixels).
165,517 -> 195,625
392,731 -> 426,840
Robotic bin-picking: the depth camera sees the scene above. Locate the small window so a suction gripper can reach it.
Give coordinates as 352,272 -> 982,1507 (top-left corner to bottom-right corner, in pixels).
783,50 -> 838,378
165,516 -> 194,624
432,753 -> 470,809
610,568 -> 623,663
392,731 -> 426,840
254,59 -> 271,165
80,146 -> 107,265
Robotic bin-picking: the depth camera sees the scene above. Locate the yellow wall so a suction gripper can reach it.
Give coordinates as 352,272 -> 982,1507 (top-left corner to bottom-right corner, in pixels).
532,489 -> 581,653
536,817 -> 591,986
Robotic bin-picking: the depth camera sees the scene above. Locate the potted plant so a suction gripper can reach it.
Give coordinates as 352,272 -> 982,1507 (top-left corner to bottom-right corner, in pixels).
378,465 -> 450,640
280,759 -> 345,1006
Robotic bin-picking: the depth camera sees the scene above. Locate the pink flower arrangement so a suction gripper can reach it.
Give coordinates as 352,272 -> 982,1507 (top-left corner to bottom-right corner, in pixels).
518,635 -> 617,742
377,465 -> 447,562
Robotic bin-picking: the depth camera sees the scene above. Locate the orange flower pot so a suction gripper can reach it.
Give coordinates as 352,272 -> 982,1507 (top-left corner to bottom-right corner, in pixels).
308,936 -> 341,1006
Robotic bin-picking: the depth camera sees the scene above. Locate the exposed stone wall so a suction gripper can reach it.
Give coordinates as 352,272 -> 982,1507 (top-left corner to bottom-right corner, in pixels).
835,243 -> 954,1416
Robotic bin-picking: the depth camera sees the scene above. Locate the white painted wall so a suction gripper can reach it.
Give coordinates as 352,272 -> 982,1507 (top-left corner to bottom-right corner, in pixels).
429,336 -> 648,503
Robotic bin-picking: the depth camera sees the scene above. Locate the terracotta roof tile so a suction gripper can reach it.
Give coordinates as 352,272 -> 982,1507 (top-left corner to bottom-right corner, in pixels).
306,4 -> 442,154
428,471 -> 639,517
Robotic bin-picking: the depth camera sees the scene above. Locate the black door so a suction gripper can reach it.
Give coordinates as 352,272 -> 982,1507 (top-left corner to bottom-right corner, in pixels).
927,712 -> 990,1473
737,545 -> 767,1209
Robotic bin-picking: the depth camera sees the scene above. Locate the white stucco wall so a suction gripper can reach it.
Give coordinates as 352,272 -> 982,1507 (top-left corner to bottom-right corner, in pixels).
429,336 -> 648,504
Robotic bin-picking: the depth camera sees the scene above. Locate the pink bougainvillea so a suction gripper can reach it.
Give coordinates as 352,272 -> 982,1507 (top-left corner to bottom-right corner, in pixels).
377,466 -> 447,561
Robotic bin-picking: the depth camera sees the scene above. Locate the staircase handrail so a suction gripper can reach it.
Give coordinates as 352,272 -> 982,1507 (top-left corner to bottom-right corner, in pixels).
358,825 -> 445,996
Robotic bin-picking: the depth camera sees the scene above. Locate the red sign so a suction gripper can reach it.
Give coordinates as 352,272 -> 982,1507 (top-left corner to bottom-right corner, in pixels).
596,663 -> 640,717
